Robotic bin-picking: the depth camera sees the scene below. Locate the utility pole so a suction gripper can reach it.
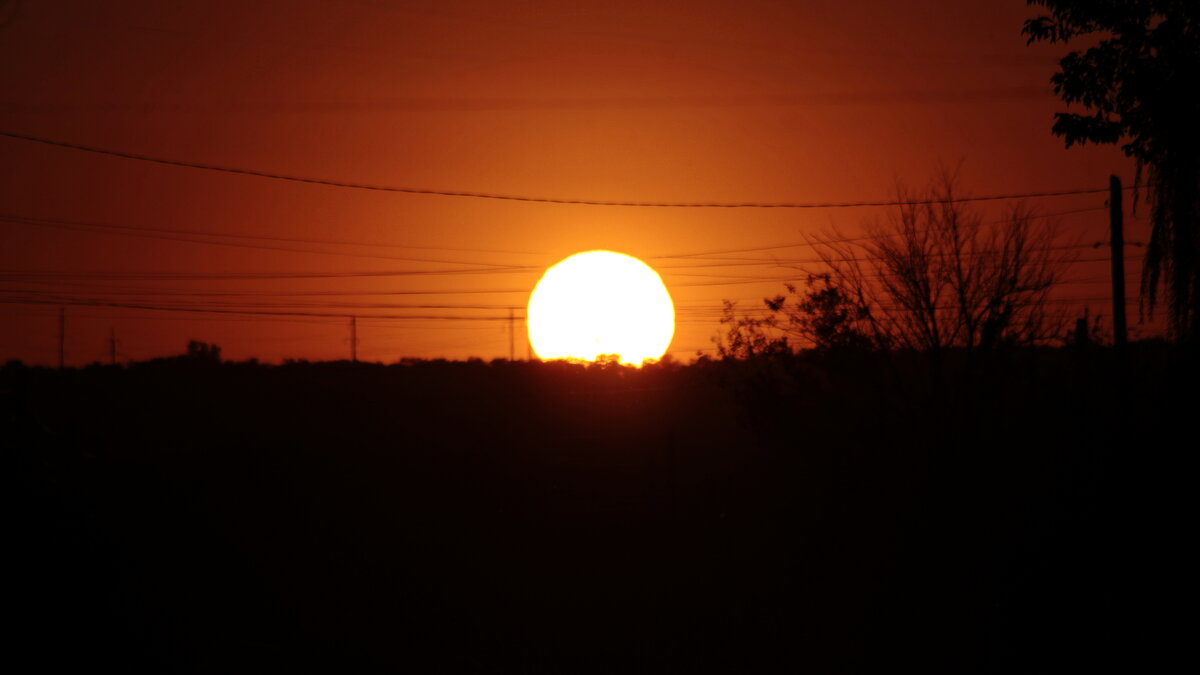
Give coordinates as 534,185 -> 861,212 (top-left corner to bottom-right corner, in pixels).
508,307 -> 515,361
109,327 -> 117,366
350,316 -> 358,362
58,307 -> 65,369
1109,175 -> 1128,353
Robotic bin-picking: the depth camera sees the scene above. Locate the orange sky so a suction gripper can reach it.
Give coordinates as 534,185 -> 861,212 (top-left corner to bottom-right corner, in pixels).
0,0 -> 1148,365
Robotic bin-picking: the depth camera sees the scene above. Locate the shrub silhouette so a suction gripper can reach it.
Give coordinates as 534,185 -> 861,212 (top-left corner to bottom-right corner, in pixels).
721,169 -> 1073,361
185,340 -> 221,363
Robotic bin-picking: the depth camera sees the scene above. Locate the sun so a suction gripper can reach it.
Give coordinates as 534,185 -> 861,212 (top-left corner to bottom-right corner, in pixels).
527,250 -> 675,365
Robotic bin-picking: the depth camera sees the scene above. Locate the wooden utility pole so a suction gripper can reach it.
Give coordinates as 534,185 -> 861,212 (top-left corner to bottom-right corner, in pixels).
1109,175 -> 1128,352
109,327 -> 117,365
350,316 -> 358,362
508,307 -> 515,361
58,307 -> 65,369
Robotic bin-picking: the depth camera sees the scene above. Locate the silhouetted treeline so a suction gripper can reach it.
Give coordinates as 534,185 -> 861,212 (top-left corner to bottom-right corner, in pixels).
2,344 -> 1187,673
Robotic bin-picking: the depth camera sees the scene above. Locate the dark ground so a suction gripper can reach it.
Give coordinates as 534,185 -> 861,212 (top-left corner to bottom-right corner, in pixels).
2,345 -> 1185,673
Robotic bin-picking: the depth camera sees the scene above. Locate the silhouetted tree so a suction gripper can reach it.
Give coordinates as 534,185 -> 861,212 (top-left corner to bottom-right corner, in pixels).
767,274 -> 875,353
723,171 -> 1072,360
1023,1 -> 1200,342
803,171 -> 1071,355
714,300 -> 790,359
186,340 -> 221,363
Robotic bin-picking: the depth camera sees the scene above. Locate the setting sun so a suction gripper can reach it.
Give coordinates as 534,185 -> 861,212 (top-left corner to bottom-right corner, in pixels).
527,251 -> 675,365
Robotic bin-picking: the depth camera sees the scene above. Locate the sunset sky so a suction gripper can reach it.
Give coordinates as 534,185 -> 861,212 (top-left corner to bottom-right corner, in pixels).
0,0 -> 1143,365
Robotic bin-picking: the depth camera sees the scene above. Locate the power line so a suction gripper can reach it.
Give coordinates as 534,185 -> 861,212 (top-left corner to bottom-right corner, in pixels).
0,267 -> 536,281
0,205 -> 1122,267
656,244 -> 1117,270
2,276 -> 538,295
0,216 -> 1119,274
654,206 -> 1112,258
3,307 -> 353,326
658,254 -> 1139,288
1,130 -> 1131,208
0,212 -> 542,256
0,295 -> 522,321
0,215 -> 530,268
0,289 -> 525,312
0,287 -> 1151,346
0,251 -> 1137,299
0,278 -> 530,297
2,210 -> 1127,294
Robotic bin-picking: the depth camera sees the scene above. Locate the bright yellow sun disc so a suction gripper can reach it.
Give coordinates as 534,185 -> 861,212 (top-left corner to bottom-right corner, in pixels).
527,251 -> 675,365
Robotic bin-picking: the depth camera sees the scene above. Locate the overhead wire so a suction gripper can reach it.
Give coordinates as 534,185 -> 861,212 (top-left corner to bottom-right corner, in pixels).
0,214 -> 537,268
2,210 -> 1123,274
0,204 -> 1121,267
0,212 -> 543,256
1,130 -> 1138,208
0,250 -> 1141,306
0,267 -> 536,281
0,277 -> 537,296
0,289 -> 518,312
0,241 -> 1121,281
654,206 -> 1113,258
0,294 -> 521,321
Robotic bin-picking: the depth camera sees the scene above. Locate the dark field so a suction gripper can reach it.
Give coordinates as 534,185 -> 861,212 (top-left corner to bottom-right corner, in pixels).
3,348 -> 1183,673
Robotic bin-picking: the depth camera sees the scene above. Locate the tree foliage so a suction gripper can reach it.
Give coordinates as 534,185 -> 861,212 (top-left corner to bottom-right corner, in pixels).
1023,0 -> 1200,341
806,172 -> 1070,353
715,299 -> 790,359
186,340 -> 222,363
719,171 -> 1072,358
776,275 -> 875,353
